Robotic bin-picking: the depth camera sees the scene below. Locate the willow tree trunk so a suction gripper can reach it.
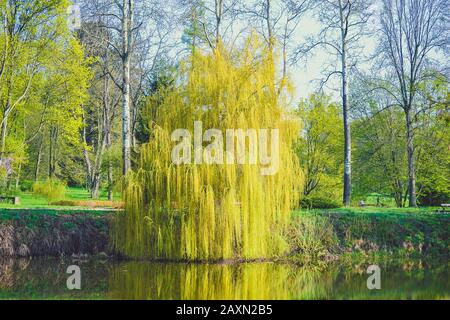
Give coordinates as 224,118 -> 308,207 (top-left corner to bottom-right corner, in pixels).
405,109 -> 417,207
121,0 -> 133,175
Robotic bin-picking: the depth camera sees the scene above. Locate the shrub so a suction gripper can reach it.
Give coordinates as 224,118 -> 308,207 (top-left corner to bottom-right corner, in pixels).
20,180 -> 34,192
300,196 -> 341,209
0,166 -> 8,192
32,179 -> 66,202
286,215 -> 340,259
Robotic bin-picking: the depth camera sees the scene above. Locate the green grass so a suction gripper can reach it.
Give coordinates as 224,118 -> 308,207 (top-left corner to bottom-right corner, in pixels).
0,187 -> 121,210
288,207 -> 449,262
64,187 -> 121,201
361,193 -> 398,207
334,206 -> 441,214
297,206 -> 442,216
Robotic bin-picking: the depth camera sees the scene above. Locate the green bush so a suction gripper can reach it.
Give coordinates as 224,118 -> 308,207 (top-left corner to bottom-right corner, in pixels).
32,179 -> 66,202
300,196 -> 341,209
20,180 -> 34,192
0,166 -> 8,192
286,215 -> 340,259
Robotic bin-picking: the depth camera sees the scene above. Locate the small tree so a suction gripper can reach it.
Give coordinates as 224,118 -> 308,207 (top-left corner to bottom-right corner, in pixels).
295,94 -> 343,201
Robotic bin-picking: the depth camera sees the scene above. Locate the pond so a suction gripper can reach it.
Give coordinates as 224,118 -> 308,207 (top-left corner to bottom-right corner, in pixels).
0,257 -> 448,300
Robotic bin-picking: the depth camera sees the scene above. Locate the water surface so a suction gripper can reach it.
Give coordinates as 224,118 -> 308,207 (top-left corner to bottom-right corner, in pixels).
0,257 -> 448,300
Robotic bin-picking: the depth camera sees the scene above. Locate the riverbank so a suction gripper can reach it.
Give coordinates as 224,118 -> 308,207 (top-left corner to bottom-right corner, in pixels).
0,209 -> 114,257
286,208 -> 449,263
0,208 -> 448,261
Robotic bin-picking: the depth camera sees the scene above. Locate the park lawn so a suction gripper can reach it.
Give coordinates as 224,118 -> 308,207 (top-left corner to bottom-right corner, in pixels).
295,206 -> 442,216
0,187 -> 121,210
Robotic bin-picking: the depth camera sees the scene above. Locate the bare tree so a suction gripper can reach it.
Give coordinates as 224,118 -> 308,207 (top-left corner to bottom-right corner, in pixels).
79,21 -> 122,199
185,0 -> 239,49
80,0 -> 173,175
376,0 -> 449,207
294,0 -> 374,206
237,0 -> 311,78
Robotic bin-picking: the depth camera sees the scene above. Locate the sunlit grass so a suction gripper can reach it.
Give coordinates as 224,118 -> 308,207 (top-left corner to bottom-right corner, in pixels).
0,187 -> 121,209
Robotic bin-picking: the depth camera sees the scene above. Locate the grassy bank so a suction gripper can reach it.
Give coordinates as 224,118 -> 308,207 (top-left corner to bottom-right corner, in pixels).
0,207 -> 448,260
286,208 -> 449,263
0,209 -> 113,257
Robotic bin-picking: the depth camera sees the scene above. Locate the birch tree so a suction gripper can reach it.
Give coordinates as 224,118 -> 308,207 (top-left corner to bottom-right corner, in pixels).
294,0 -> 374,206
80,22 -> 121,199
81,0 -> 174,175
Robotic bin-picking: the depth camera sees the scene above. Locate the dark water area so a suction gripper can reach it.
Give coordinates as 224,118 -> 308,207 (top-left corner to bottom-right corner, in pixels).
0,257 -> 448,300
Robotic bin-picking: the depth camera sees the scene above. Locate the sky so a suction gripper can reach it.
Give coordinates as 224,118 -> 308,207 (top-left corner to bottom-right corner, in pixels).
287,9 -> 379,102
290,14 -> 330,100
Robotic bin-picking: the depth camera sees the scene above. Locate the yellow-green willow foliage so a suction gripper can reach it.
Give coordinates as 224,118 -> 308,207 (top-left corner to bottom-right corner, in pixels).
109,263 -> 297,300
113,36 -> 303,261
108,262 -> 343,300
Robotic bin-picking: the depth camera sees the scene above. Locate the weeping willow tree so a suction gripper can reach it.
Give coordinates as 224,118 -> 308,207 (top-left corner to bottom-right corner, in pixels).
113,36 -> 303,261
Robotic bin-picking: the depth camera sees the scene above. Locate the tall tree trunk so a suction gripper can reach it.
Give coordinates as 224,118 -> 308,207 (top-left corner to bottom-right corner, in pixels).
215,0 -> 222,46
106,127 -> 113,201
49,129 -> 53,179
342,65 -> 351,206
282,32 -> 287,79
107,163 -> 113,201
0,115 -> 7,156
405,109 -> 417,207
90,134 -> 107,199
15,162 -> 21,190
91,173 -> 101,199
35,138 -> 43,181
265,0 -> 273,52
340,1 -> 351,206
82,111 -> 92,190
48,127 -> 57,179
121,0 -> 133,175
